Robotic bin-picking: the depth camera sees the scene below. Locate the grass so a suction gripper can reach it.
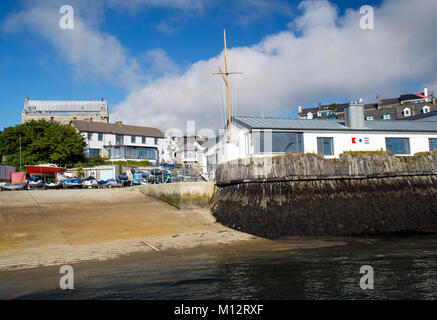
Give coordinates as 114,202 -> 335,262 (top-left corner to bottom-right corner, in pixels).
159,194 -> 181,208
104,160 -> 155,166
339,150 -> 393,157
414,151 -> 437,156
272,152 -> 322,159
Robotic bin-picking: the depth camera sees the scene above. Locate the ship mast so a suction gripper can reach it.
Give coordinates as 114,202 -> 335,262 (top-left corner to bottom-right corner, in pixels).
212,29 -> 242,144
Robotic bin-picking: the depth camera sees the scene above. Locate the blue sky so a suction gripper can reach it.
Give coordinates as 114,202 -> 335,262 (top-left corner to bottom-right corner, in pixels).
2,0 -> 435,132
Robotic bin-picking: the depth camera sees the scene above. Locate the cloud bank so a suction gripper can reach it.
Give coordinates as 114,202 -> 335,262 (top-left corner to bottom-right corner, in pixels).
111,0 -> 437,131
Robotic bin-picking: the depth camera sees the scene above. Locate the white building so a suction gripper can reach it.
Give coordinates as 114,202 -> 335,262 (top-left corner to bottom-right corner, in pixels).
22,98 -> 109,124
72,120 -> 173,164
205,103 -> 437,171
66,165 -> 120,180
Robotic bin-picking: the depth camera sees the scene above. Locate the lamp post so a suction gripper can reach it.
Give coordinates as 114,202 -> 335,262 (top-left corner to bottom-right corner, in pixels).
19,134 -> 22,172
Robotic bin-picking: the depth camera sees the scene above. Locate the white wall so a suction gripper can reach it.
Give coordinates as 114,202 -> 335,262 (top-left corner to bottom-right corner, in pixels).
207,128 -> 437,167
302,131 -> 437,158
83,131 -> 172,162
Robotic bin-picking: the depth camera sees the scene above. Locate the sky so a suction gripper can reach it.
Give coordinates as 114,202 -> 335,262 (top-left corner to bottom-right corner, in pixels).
1,0 -> 436,133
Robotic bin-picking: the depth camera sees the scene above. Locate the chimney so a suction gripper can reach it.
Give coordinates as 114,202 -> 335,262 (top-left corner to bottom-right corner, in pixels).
24,97 -> 29,102
344,101 -> 365,128
298,105 -> 302,115
424,87 -> 429,101
377,95 -> 381,108
433,96 -> 436,105
115,120 -> 123,127
318,102 -> 322,110
94,97 -> 96,101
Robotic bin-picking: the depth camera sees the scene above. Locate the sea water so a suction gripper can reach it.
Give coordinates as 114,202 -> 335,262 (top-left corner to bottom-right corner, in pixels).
1,234 -> 437,299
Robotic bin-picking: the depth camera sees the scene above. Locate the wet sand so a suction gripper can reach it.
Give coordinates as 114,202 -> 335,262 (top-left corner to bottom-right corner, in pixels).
0,187 -> 347,274
0,187 -> 260,271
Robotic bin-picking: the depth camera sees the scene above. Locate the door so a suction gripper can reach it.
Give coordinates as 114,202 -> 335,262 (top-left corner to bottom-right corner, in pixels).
99,169 -> 113,180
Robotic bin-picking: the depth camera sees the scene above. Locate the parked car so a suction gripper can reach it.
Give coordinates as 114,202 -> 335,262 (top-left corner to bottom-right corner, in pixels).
107,178 -> 123,188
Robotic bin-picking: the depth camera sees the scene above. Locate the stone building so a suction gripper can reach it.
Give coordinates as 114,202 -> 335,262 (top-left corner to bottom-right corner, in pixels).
22,97 -> 109,124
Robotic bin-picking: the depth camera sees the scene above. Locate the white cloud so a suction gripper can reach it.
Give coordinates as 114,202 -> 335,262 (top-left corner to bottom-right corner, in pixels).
3,2 -> 140,90
111,0 -> 437,131
143,49 -> 180,76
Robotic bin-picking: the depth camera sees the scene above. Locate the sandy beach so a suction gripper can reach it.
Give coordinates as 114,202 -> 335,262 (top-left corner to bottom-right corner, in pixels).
0,187 -> 260,271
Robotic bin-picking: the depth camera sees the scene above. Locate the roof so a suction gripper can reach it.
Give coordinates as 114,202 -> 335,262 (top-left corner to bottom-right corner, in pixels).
400,94 -> 426,102
233,115 -> 437,132
25,100 -> 107,112
72,120 -> 164,138
400,110 -> 437,121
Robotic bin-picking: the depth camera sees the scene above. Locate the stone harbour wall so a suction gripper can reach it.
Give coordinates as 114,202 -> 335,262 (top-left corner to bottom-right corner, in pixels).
211,154 -> 437,238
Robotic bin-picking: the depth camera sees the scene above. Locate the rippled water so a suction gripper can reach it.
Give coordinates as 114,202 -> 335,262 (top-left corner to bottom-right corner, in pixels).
2,234 -> 437,299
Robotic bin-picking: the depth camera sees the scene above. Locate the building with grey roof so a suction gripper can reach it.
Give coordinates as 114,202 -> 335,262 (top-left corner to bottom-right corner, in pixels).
299,87 -> 437,121
204,103 -> 437,174
71,120 -> 173,164
22,97 -> 109,124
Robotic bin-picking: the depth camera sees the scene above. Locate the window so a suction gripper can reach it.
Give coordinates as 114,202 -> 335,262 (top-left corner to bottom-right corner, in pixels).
98,133 -> 103,141
317,137 -> 334,156
142,137 -> 146,144
87,132 -> 93,140
131,136 -> 136,143
382,114 -> 391,120
116,134 -> 123,145
107,146 -> 157,160
183,151 -> 197,159
423,106 -> 430,114
155,138 -> 158,145
50,117 -> 54,123
403,108 -> 411,117
89,148 -> 100,157
386,138 -> 410,155
366,116 -> 374,120
429,138 -> 437,151
254,131 -> 304,154
90,117 -> 93,122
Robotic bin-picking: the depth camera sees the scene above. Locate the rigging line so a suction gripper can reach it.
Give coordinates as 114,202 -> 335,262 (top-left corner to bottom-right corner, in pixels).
218,78 -> 226,132
221,77 -> 227,137
231,79 -> 235,127
215,77 -> 225,133
234,75 -> 238,119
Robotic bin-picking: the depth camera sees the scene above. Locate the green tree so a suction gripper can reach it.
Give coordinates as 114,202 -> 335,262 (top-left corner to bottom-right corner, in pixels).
0,120 -> 86,169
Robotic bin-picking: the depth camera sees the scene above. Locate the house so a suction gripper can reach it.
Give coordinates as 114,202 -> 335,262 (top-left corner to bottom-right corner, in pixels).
299,88 -> 437,121
22,98 -> 109,124
402,110 -> 437,121
71,120 -> 172,164
171,136 -> 208,172
206,102 -> 437,173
